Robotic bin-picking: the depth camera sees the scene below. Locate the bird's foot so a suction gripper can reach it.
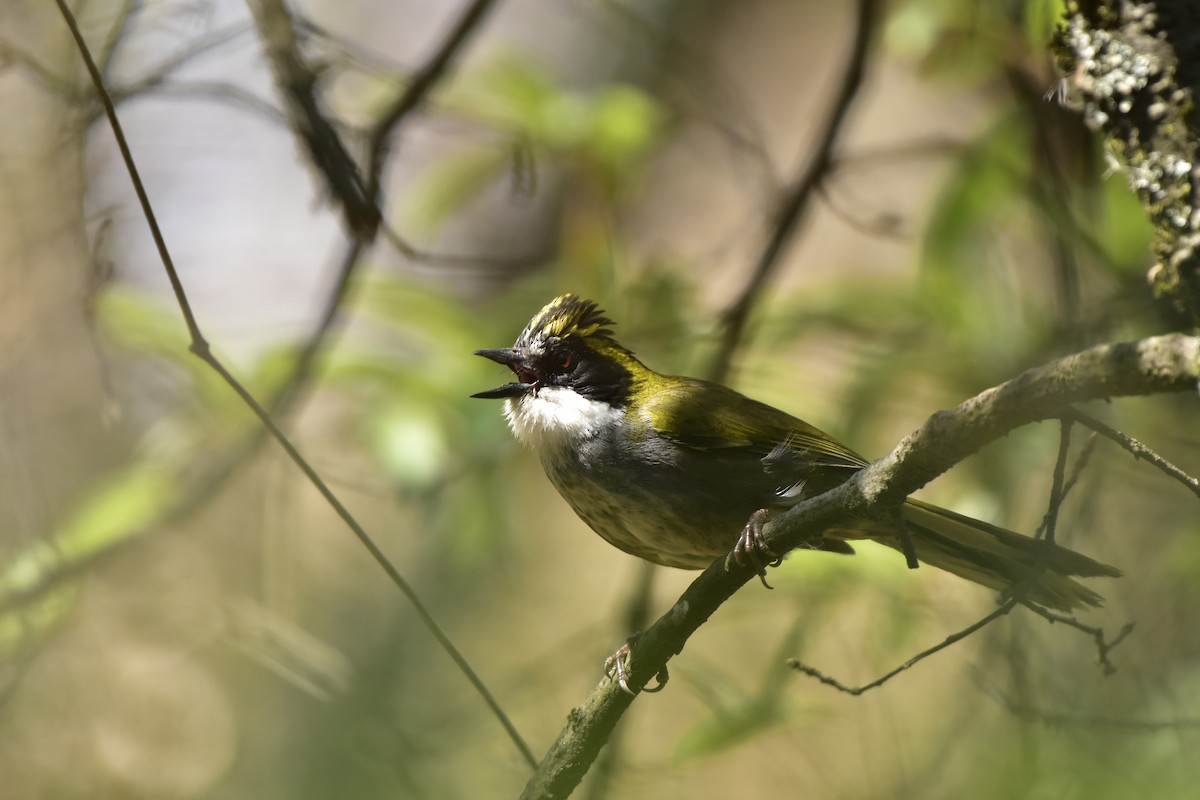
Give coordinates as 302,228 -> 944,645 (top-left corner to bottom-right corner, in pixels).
726,507 -> 782,589
604,642 -> 668,695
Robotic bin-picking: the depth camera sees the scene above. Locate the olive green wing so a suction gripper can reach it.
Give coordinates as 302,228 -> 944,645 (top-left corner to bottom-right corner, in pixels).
639,377 -> 868,472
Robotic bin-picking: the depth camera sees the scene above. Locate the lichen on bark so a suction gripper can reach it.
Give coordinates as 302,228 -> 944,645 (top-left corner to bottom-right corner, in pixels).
1053,0 -> 1200,325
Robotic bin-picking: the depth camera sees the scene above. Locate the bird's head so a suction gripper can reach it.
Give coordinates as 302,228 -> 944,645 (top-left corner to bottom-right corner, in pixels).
473,294 -> 647,449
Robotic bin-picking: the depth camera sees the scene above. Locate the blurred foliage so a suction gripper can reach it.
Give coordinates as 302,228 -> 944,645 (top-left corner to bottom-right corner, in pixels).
2,0 -> 1197,798
402,55 -> 667,236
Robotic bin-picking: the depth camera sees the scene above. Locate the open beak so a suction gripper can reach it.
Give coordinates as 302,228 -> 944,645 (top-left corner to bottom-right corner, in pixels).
471,348 -> 537,399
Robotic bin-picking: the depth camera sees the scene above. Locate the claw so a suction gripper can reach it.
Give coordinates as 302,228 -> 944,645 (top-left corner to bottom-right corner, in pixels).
605,643 -> 636,696
725,508 -> 779,589
604,643 -> 668,694
643,665 -> 669,693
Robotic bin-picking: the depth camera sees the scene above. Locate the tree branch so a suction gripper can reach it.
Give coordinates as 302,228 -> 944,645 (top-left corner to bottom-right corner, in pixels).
520,332 -> 1199,800
245,0 -> 378,237
1065,407 -> 1200,499
363,0 -> 500,200
787,411 -> 1112,697
787,599 -> 1019,696
710,0 -> 879,383
1054,0 -> 1200,324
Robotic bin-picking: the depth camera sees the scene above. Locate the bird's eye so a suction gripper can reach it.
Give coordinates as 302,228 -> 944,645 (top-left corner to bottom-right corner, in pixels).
560,352 -> 574,371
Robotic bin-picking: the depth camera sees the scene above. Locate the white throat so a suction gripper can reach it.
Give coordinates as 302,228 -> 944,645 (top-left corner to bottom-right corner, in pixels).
504,386 -> 623,452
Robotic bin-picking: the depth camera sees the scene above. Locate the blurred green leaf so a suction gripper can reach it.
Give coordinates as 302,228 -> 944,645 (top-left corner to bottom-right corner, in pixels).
886,0 -> 1007,81
367,403 -> 450,489
0,464 -> 177,603
53,465 -> 179,562
921,111 -> 1038,354
0,464 -> 180,654
96,286 -> 260,429
885,0 -> 954,59
1094,166 -> 1156,272
400,145 -> 512,236
674,696 -> 794,759
590,84 -> 665,174
407,56 -> 666,231
460,55 -> 561,131
0,586 -> 77,656
1024,0 -> 1066,51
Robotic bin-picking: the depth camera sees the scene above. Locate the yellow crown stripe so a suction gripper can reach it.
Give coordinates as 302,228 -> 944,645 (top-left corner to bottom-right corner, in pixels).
529,294 -> 613,340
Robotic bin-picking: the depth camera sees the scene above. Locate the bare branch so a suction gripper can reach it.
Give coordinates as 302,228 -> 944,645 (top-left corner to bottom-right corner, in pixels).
1023,607 -> 1135,675
830,135 -> 965,171
1060,431 -> 1099,501
789,408 -> 1106,696
364,0 -> 500,200
98,22 -> 254,111
380,221 -> 541,269
844,336 -> 1200,514
95,0 -> 141,76
146,80 -> 288,123
816,182 -> 908,240
245,0 -> 378,237
1065,408 -> 1200,500
709,0 -> 879,383
1040,418 -> 1075,544
787,600 -> 1019,696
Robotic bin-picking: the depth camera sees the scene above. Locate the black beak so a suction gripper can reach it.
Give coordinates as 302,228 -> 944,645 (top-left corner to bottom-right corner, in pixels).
472,348 -> 536,399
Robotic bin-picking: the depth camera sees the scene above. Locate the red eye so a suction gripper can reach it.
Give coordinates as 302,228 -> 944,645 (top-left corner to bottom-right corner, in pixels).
561,352 -> 574,370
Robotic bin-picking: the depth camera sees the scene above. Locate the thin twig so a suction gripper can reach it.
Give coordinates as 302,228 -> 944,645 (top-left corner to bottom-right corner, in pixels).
588,0 -> 777,192
1065,408 -> 1200,499
96,0 -> 141,76
53,0 -> 535,771
380,221 -> 542,269
1038,418 -> 1075,543
1022,607 -> 1135,675
790,415 -> 1083,697
816,182 -> 907,240
1060,432 -> 1099,500
95,22 -> 255,112
56,4 -> 204,347
787,600 -> 1019,696
709,0 -> 879,383
829,135 -> 965,171
364,0 -> 500,200
146,80 -> 289,123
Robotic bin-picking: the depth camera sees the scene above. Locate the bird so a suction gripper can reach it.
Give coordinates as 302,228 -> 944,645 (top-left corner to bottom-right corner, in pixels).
472,293 -> 1120,612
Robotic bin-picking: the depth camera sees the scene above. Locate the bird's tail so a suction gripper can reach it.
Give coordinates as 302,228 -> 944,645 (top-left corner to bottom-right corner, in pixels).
862,499 -> 1121,611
